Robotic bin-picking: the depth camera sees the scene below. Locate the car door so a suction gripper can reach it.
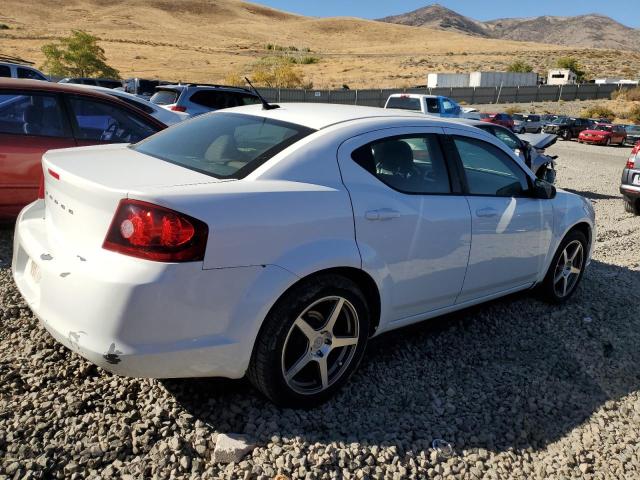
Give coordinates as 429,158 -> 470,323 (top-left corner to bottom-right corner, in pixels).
337,127 -> 471,325
0,91 -> 75,218
64,94 -> 162,147
443,127 -> 553,302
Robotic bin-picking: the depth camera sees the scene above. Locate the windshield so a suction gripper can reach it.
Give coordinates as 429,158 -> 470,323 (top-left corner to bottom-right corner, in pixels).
552,117 -> 570,124
512,114 -> 524,121
132,113 -> 315,179
594,124 -> 613,132
625,125 -> 640,134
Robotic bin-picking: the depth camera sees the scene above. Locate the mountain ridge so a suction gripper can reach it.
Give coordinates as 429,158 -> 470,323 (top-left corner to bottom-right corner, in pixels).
378,4 -> 640,52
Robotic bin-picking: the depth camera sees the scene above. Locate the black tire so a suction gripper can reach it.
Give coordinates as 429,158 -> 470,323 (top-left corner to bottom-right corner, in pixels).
624,198 -> 640,215
539,230 -> 588,303
248,274 -> 370,407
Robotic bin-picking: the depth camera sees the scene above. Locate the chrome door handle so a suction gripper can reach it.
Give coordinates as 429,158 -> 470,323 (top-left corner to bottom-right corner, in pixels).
476,207 -> 498,218
365,208 -> 401,221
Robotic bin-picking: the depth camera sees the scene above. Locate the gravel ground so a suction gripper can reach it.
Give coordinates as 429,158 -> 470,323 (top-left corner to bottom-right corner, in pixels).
1,140 -> 639,479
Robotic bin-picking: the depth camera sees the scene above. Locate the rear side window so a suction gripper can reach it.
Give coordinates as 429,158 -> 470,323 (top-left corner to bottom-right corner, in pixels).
150,89 -> 179,105
67,96 -> 158,143
17,67 -> 46,80
238,94 -> 260,106
386,96 -> 421,112
189,91 -> 247,110
425,98 -> 440,113
453,136 -> 529,197
0,93 -> 67,137
0,65 -> 11,77
132,112 -> 315,179
351,134 -> 451,194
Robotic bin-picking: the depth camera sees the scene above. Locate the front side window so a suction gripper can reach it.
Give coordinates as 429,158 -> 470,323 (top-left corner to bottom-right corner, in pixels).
0,92 -> 67,137
453,136 -> 529,197
67,96 -> 158,143
425,98 -> 440,113
17,67 -> 46,80
132,112 -> 315,179
351,135 -> 451,194
0,65 -> 11,77
441,99 -> 457,114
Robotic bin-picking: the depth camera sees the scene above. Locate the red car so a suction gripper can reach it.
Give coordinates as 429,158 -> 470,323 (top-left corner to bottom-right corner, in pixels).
0,79 -> 166,220
578,123 -> 627,146
480,112 -> 515,131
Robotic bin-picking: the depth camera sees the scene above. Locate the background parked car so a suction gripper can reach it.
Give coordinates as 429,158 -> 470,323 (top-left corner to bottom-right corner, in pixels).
0,61 -> 48,81
123,78 -> 170,99
578,123 -> 627,146
621,143 -> 640,215
72,84 -> 188,125
150,84 -> 260,117
543,117 -> 591,140
0,79 -> 166,220
624,125 -> 640,146
462,120 -> 557,183
58,77 -> 122,89
480,112 -> 515,131
384,94 -> 462,117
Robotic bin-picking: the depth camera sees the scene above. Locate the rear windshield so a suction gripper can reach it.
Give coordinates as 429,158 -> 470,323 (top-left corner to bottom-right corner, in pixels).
132,112 -> 315,179
386,97 -> 421,111
150,89 -> 180,105
512,114 -> 524,121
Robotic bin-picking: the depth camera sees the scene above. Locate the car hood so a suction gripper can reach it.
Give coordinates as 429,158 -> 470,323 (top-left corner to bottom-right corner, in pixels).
580,129 -> 611,136
518,132 -> 557,150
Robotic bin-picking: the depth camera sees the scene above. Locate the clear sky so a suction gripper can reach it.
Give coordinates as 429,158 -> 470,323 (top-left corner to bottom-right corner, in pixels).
253,0 -> 640,28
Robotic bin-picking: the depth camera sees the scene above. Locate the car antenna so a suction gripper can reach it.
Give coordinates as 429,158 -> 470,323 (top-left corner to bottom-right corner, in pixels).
244,77 -> 280,110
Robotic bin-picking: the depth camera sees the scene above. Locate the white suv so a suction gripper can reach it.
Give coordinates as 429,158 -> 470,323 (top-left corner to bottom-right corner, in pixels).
0,62 -> 48,81
150,84 -> 260,117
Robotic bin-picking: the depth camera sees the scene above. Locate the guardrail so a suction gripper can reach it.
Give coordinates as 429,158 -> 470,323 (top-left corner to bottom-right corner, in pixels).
258,84 -> 634,106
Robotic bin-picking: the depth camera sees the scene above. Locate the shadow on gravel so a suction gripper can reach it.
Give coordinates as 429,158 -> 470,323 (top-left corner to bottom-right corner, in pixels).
164,259 -> 640,455
562,188 -> 620,201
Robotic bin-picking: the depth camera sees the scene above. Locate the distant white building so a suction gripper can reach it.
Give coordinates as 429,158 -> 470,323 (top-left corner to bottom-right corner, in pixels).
547,69 -> 577,85
595,78 -> 639,86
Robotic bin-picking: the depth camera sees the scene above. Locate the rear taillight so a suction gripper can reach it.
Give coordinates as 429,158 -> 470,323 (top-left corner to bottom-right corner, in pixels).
103,199 -> 208,262
37,175 -> 45,200
170,105 -> 187,112
628,158 -> 637,169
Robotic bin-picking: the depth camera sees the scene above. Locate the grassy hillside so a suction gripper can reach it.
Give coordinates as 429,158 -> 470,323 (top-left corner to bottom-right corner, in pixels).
2,0 -> 639,88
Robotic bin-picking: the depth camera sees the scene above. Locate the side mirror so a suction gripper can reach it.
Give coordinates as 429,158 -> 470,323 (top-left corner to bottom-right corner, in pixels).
532,178 -> 556,199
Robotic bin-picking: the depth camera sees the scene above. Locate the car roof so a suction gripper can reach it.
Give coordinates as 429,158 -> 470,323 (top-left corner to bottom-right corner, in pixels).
388,93 -> 441,99
69,83 -> 155,104
158,84 -> 254,93
0,78 -> 118,98
222,103 -> 468,130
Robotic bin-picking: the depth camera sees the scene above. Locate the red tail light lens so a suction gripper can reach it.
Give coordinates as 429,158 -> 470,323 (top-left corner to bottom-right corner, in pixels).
170,105 -> 187,112
103,199 -> 208,262
628,158 -> 637,169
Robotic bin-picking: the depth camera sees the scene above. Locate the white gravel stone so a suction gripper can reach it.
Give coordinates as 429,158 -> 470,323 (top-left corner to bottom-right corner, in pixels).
212,434 -> 255,464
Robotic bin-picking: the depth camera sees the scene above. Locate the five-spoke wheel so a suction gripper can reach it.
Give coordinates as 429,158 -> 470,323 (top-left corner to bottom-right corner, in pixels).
541,230 -> 588,303
248,274 -> 369,407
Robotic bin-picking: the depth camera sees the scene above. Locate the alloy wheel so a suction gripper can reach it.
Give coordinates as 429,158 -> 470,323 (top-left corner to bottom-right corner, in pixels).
281,296 -> 360,395
553,240 -> 584,298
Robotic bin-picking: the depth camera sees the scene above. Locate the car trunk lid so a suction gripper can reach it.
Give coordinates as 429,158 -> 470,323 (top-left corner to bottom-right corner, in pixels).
41,143 -> 220,253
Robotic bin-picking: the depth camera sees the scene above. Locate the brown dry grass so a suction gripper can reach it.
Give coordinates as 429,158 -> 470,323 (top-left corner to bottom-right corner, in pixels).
2,0 -> 640,88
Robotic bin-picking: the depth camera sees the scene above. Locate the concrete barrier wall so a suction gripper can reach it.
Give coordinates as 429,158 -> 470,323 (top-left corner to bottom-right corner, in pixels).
257,85 -> 625,106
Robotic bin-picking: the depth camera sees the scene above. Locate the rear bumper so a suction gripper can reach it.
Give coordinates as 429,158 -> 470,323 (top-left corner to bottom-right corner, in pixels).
621,184 -> 640,199
12,200 -> 297,379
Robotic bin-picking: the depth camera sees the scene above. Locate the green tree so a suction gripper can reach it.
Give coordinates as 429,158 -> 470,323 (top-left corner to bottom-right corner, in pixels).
555,57 -> 585,82
41,30 -> 119,78
507,60 -> 533,73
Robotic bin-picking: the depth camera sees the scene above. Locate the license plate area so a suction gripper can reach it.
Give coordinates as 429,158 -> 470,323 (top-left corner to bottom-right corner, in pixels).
632,174 -> 640,186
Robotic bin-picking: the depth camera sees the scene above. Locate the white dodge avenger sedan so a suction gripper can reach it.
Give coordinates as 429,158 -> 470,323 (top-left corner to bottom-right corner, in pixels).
13,103 -> 595,407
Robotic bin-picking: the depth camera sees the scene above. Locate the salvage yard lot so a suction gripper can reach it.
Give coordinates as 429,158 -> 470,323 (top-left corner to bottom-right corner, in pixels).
0,140 -> 639,478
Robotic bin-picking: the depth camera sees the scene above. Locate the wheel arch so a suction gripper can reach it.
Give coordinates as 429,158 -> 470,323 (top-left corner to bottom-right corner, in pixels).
261,266 -> 382,339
